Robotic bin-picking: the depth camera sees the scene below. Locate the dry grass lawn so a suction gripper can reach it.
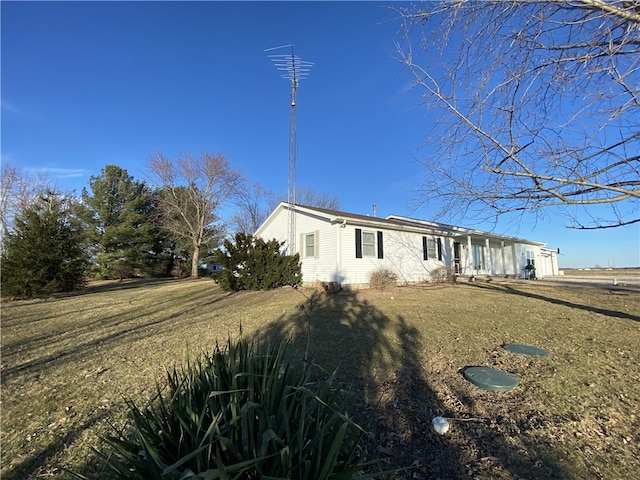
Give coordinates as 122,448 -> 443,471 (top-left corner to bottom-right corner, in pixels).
1,276 -> 639,479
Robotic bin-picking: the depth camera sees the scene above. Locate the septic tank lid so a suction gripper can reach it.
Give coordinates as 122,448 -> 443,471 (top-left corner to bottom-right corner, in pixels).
503,343 -> 548,357
463,366 -> 519,392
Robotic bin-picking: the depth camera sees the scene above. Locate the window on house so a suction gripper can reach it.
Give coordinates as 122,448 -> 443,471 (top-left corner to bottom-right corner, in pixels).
526,250 -> 535,266
423,237 -> 438,260
303,231 -> 319,258
472,244 -> 485,270
363,231 -> 376,257
305,233 -> 315,257
355,229 -> 383,258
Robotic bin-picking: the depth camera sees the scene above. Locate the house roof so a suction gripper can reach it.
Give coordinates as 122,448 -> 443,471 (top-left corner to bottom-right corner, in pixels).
257,202 -> 546,246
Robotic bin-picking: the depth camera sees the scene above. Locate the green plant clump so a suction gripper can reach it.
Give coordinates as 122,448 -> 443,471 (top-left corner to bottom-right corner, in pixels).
214,233 -> 302,291
1,192 -> 88,298
94,335 -> 384,479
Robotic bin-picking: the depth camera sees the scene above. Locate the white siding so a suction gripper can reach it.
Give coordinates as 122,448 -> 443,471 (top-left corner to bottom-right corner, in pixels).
295,210 -> 338,284
384,230 -> 445,284
338,227 -> 448,286
255,208 -> 289,250
538,249 -> 558,277
255,203 -> 558,287
338,224 -> 376,285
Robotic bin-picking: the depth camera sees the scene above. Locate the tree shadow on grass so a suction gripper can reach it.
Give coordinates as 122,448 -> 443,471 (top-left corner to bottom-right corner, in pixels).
63,277 -> 185,297
467,281 -> 640,322
2,409 -> 112,480
254,288 -> 570,479
54,285 -> 575,479
2,288 -> 235,380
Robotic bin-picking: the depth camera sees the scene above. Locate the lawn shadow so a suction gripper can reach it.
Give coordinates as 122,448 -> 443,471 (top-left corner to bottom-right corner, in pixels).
35,284 -> 575,479
2,286 -> 235,380
64,277 -> 184,297
1,409 -> 112,480
467,281 -> 640,322
254,288 -> 569,479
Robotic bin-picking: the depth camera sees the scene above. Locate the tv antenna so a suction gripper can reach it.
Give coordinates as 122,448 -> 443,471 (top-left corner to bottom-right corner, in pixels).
265,44 -> 314,254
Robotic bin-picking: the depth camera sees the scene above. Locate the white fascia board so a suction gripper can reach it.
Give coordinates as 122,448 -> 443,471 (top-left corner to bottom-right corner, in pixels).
387,214 -> 545,246
334,215 -> 434,235
386,214 -> 479,237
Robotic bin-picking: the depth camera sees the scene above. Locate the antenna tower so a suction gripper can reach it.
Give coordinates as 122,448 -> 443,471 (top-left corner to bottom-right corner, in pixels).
266,44 -> 313,254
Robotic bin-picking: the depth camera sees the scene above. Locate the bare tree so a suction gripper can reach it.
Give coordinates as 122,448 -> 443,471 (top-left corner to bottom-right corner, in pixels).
0,164 -> 19,242
148,152 -> 244,278
230,182 -> 274,234
396,0 -> 640,229
1,164 -> 55,244
296,186 -> 341,211
266,186 -> 341,213
231,184 -> 341,235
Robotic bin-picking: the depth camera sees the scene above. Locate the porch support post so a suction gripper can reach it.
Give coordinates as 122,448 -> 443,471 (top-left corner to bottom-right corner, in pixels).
501,241 -> 506,276
512,243 -> 519,277
485,238 -> 491,275
448,237 -> 455,270
466,235 -> 473,275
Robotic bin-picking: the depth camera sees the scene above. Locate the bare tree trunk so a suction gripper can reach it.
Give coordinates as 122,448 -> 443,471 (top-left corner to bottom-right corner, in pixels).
191,242 -> 200,278
147,151 -> 245,279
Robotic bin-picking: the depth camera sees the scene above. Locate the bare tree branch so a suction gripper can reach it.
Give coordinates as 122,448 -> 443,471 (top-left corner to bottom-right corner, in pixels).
396,0 -> 640,229
1,164 -> 57,242
230,182 -> 274,234
148,151 -> 245,277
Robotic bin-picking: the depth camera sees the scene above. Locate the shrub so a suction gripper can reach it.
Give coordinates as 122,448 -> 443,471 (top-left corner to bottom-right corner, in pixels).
93,335 -> 385,479
368,268 -> 398,290
111,261 -> 135,281
430,266 -> 455,284
214,233 -> 302,291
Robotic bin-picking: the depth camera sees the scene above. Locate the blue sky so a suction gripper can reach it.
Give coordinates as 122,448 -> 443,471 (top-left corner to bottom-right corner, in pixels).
2,1 -> 638,268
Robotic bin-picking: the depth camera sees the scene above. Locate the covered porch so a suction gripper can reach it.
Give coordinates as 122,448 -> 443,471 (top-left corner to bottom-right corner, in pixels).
448,234 -> 543,279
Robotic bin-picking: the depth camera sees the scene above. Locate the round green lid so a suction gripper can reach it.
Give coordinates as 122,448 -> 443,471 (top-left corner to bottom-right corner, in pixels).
503,343 -> 548,357
463,366 -> 519,392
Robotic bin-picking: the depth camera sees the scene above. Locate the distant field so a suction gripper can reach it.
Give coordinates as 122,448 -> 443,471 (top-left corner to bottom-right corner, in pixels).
553,268 -> 640,288
2,278 -> 639,479
559,267 -> 640,277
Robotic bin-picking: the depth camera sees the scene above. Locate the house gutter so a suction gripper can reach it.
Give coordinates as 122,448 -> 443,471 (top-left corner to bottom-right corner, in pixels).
332,216 -> 438,235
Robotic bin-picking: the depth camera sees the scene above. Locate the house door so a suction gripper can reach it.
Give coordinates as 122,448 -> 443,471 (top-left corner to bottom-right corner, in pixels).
453,242 -> 461,274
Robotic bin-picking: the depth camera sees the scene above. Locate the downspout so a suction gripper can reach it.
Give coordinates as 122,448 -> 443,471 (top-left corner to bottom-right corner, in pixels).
336,218 -> 345,285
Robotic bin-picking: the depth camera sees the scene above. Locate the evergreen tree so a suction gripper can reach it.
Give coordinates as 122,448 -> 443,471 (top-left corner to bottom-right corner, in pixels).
82,165 -> 168,278
1,191 -> 88,298
214,233 -> 301,291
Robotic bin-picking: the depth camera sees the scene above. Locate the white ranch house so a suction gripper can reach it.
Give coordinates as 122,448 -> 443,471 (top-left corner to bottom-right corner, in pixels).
255,203 -> 559,288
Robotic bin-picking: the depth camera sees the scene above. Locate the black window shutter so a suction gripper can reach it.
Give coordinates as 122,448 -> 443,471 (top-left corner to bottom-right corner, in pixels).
355,228 -> 362,258
422,237 -> 428,261
377,231 -> 384,259
437,238 -> 443,261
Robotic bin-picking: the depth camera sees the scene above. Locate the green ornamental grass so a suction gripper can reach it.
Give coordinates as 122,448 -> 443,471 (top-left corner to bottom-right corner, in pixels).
91,334 -> 386,479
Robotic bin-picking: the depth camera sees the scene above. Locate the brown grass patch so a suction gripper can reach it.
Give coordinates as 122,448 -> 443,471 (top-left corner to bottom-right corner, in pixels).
1,277 -> 639,478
